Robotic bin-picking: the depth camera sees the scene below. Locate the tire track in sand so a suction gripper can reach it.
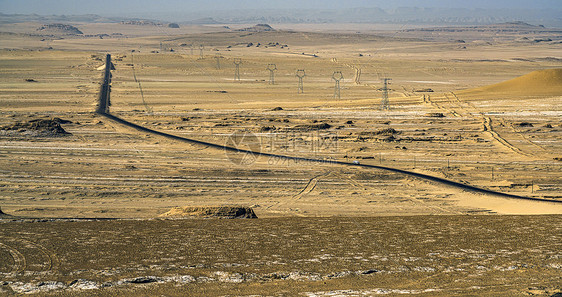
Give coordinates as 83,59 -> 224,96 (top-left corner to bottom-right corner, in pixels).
0,239 -> 60,274
0,242 -> 26,274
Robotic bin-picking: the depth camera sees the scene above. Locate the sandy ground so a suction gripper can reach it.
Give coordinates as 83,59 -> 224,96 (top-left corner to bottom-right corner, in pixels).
0,21 -> 561,296
0,22 -> 560,218
1,216 -> 561,296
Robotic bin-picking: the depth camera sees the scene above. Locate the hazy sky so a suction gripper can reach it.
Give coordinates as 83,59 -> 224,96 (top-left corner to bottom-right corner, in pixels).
1,0 -> 561,15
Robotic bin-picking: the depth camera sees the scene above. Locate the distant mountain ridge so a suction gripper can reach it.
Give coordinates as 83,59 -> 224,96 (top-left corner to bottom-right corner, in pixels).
0,12 -> 115,23
1,6 -> 561,28
404,21 -> 561,33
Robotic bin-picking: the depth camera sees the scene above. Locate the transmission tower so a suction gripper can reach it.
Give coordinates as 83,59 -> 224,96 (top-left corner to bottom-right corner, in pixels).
215,54 -> 222,70
267,64 -> 277,85
199,45 -> 204,59
332,71 -> 343,99
296,69 -> 306,94
381,78 -> 391,110
159,42 -> 163,52
190,45 -> 194,55
233,58 -> 242,81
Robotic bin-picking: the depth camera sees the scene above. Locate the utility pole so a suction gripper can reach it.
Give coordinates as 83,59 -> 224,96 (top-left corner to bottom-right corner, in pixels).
381,78 -> 391,110
332,71 -> 343,99
296,69 -> 306,94
267,64 -> 277,85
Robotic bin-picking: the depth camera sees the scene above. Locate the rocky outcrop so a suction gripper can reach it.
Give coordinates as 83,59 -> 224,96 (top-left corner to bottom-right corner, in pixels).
159,206 -> 257,219
37,24 -> 83,34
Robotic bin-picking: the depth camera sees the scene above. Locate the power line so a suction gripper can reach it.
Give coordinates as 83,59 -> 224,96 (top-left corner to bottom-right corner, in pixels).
130,53 -> 152,114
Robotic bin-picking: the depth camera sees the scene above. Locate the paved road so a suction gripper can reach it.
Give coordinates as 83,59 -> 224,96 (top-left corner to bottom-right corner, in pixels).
96,54 -> 560,204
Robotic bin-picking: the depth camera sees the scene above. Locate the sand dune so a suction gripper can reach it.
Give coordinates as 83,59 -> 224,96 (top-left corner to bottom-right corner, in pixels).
460,68 -> 562,96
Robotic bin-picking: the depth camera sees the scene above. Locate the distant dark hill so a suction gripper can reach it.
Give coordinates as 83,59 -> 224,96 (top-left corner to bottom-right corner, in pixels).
237,24 -> 275,32
398,21 -> 562,42
37,23 -> 83,34
405,21 -> 558,33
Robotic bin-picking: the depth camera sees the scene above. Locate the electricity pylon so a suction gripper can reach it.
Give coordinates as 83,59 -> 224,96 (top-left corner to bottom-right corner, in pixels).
234,58 -> 241,81
332,71 -> 343,99
381,78 -> 391,110
296,69 -> 306,94
267,64 -> 277,85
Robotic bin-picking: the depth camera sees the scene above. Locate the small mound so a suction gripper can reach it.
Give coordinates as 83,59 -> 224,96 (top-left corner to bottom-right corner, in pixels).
289,123 -> 331,131
37,23 -> 83,35
0,207 -> 14,219
425,112 -> 445,118
0,118 -> 71,137
360,128 -> 400,136
461,69 -> 562,96
96,63 -> 116,71
159,206 -> 257,219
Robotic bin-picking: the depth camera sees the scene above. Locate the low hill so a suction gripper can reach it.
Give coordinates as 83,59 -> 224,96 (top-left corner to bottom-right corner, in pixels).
237,24 -> 275,32
37,23 -> 83,34
459,69 -> 562,97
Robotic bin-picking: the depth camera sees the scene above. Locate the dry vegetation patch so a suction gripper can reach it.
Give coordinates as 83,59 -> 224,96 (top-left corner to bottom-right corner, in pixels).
0,118 -> 72,137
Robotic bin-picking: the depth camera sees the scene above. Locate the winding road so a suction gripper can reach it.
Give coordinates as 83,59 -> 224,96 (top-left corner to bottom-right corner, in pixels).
96,54 -> 561,204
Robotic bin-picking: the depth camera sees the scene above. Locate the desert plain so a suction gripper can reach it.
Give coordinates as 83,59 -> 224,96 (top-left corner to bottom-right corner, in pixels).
0,20 -> 561,296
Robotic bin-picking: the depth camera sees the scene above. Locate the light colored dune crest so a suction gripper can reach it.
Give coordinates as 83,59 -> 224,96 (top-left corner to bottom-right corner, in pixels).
460,68 -> 562,96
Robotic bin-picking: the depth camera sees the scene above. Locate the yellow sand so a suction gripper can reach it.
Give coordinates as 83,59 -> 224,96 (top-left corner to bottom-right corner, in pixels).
460,68 -> 562,96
